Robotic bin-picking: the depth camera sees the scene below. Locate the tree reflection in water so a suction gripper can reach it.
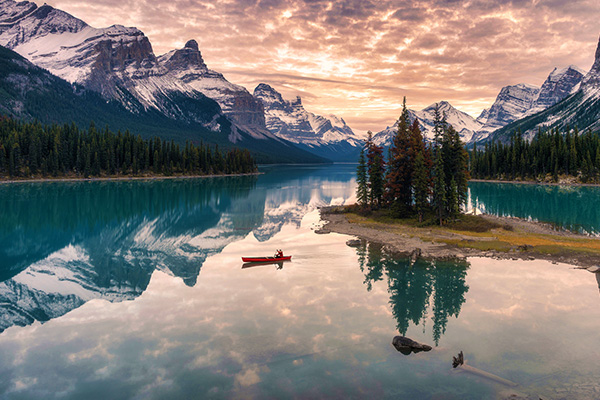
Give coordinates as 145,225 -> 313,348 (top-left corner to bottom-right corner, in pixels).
357,242 -> 469,345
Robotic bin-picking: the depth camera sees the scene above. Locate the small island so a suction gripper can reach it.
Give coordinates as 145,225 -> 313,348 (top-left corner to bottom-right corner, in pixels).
318,100 -> 600,268
319,206 -> 600,268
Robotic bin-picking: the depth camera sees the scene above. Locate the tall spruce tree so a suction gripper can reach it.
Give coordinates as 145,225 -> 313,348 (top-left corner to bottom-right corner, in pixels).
385,97 -> 413,215
445,125 -> 469,217
413,150 -> 429,223
367,131 -> 385,208
431,104 -> 446,225
356,141 -> 369,208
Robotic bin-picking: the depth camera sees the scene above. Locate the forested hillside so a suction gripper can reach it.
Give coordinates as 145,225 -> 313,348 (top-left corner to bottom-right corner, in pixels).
0,117 -> 256,179
471,128 -> 600,183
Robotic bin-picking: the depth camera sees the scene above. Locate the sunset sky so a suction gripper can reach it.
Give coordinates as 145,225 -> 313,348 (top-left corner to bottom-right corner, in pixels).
48,0 -> 600,133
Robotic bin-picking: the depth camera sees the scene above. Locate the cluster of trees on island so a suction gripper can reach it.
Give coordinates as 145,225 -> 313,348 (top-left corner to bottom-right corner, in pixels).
471,127 -> 600,183
357,99 -> 600,222
0,116 -> 256,179
356,100 -> 469,225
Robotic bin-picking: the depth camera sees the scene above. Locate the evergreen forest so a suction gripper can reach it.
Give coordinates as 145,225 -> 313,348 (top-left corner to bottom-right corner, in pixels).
356,99 -> 469,225
471,128 -> 600,183
0,116 -> 257,179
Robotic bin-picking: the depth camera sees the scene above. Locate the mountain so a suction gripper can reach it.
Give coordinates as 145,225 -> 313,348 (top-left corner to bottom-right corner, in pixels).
487,38 -> 600,143
473,66 -> 584,143
530,66 -> 585,112
473,83 -> 541,141
0,0 -> 327,163
374,62 -> 586,147
0,44 -> 326,163
253,83 -> 364,161
0,1 -> 261,129
373,101 -> 482,148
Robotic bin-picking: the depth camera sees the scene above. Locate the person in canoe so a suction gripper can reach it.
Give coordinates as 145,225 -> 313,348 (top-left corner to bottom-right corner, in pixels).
274,249 -> 283,258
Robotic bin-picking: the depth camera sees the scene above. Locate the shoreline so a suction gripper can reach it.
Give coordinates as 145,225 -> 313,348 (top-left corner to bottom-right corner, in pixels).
0,172 -> 260,185
469,178 -> 600,187
318,207 -> 600,268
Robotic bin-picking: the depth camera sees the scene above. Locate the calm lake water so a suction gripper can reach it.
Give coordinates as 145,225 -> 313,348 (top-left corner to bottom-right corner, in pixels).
0,165 -> 598,399
469,181 -> 600,235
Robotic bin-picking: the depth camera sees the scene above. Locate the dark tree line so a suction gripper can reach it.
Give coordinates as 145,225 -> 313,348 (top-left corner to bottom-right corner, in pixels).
357,99 -> 469,225
0,116 -> 256,179
471,127 -> 600,183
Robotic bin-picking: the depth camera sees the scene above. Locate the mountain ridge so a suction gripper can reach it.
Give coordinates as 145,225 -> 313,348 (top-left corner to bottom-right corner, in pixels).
253,83 -> 364,161
0,0 -> 327,164
487,36 -> 600,142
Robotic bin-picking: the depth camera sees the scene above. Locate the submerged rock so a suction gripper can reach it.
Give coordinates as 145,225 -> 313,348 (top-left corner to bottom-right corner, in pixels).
392,336 -> 432,355
410,248 -> 422,263
346,239 -> 362,247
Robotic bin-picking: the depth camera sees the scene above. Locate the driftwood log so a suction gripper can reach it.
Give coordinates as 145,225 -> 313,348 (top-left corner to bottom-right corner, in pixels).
452,351 -> 518,387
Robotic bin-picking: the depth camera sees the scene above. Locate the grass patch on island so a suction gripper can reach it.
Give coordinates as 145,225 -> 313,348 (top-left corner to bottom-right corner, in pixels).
332,205 -> 506,233
323,205 -> 600,261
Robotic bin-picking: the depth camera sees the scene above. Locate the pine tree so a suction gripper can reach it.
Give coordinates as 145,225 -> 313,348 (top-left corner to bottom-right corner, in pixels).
432,149 -> 446,225
356,142 -> 369,208
413,150 -> 429,223
385,97 -> 412,215
431,104 -> 446,225
367,132 -> 385,208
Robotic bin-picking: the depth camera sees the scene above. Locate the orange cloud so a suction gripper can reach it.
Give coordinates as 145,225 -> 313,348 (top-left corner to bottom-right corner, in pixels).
48,0 -> 600,132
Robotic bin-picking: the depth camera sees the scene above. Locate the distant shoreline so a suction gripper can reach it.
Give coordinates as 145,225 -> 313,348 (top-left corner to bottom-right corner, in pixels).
0,172 -> 260,185
469,178 -> 600,187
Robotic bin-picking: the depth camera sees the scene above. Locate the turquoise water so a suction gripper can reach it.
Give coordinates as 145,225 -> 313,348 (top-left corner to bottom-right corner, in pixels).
0,166 -> 598,399
469,181 -> 600,235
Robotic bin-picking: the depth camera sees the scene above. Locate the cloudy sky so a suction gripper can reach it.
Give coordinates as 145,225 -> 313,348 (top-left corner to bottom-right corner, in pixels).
48,0 -> 600,133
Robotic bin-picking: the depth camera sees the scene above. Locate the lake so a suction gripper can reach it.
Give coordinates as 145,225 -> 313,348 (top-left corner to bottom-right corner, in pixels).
0,165 -> 598,399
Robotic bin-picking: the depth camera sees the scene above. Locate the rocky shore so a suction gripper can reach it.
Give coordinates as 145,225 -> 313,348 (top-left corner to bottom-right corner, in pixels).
318,207 -> 600,268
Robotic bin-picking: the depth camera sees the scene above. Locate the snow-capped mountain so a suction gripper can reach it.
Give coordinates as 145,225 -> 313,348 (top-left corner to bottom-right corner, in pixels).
580,38 -> 600,92
373,101 -> 482,148
531,66 -> 585,111
0,0 -> 328,163
475,84 -> 541,138
488,36 -> 600,142
473,66 -> 584,142
374,62 -> 586,147
0,0 -> 268,138
254,83 -> 364,161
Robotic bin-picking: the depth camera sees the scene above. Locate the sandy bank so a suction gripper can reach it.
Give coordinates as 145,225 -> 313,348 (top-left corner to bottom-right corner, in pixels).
318,207 -> 600,268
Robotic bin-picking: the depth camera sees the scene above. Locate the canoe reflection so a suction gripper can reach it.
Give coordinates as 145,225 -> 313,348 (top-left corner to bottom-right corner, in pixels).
242,260 -> 287,270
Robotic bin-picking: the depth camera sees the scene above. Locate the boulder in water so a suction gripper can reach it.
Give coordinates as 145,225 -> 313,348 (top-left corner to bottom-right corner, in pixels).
392,336 -> 432,355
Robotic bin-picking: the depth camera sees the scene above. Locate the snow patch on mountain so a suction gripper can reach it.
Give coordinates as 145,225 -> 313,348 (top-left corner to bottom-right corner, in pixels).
373,101 -> 482,147
253,83 -> 362,146
0,0 -> 272,138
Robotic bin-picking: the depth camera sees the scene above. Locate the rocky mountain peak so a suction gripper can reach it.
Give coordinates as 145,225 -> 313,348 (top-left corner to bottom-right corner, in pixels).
581,36 -> 600,92
422,100 -> 453,114
254,83 -> 286,109
163,39 -> 207,71
476,108 -> 490,125
533,65 -> 583,110
254,83 -> 280,97
254,82 -> 361,160
185,39 -> 199,51
0,0 -> 88,48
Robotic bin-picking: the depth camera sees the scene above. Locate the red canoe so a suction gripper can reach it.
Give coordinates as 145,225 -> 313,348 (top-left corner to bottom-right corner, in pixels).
242,256 -> 292,263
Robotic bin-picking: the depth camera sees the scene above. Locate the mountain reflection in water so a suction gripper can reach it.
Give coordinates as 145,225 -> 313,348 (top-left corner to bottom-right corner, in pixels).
0,165 -> 356,333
